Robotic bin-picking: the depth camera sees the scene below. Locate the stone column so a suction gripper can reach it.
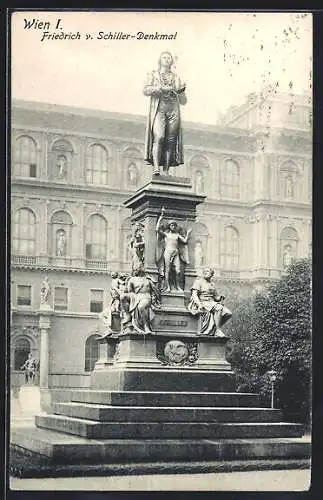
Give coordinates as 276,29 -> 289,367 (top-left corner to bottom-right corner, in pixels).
258,215 -> 267,272
214,215 -> 221,273
38,307 -> 53,412
254,154 -> 265,200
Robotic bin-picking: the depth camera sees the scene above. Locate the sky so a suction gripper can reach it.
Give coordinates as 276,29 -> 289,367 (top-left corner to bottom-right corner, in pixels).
11,11 -> 312,125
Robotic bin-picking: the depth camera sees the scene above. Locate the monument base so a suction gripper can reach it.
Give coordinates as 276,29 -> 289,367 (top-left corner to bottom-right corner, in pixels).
91,331 -> 234,391
18,384 -> 41,416
90,367 -> 235,391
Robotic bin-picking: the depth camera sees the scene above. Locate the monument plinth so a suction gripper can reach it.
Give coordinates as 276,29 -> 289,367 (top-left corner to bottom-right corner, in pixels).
124,175 -> 205,290
89,172 -> 235,391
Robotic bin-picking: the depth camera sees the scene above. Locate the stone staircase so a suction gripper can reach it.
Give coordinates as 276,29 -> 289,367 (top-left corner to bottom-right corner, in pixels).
11,388 -> 310,466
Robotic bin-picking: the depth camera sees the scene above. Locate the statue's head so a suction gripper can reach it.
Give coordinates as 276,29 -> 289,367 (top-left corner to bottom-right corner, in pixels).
111,272 -> 118,279
168,220 -> 178,232
132,266 -> 145,277
134,222 -> 144,236
158,51 -> 174,69
202,267 -> 214,280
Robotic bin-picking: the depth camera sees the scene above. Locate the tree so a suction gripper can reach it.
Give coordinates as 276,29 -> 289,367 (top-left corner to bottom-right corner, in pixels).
227,258 -> 312,424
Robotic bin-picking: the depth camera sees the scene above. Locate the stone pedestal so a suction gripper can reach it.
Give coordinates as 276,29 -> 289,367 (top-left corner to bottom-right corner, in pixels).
124,175 -> 205,291
19,384 -> 41,416
90,175 -> 233,391
94,335 -> 118,370
90,331 -> 234,391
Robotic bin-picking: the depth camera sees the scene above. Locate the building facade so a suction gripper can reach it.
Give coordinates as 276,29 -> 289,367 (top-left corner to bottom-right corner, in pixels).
10,93 -> 312,401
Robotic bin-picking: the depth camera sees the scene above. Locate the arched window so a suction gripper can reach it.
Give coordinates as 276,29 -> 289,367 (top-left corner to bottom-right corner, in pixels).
85,214 -> 107,260
85,334 -> 100,372
280,227 -> 299,268
279,161 -> 298,200
14,136 -> 37,178
220,159 -> 240,199
120,217 -> 132,265
14,337 -> 31,370
86,144 -> 109,185
52,139 -> 73,180
220,226 -> 239,269
190,155 -> 210,169
51,210 -> 73,225
194,171 -> 205,194
12,208 -> 36,256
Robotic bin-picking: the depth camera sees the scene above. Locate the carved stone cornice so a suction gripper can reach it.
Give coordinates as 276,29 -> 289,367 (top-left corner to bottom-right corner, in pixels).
11,325 -> 40,339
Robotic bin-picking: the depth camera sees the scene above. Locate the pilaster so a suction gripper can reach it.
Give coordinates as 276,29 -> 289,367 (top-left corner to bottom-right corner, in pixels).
38,306 -> 53,412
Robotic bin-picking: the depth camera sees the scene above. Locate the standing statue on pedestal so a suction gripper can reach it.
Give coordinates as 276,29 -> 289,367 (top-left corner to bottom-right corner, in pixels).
99,272 -> 129,335
56,229 -> 66,257
156,207 -> 191,292
57,154 -> 67,179
143,51 -> 187,176
40,276 -> 51,305
128,222 -> 145,272
195,240 -> 204,267
283,244 -> 294,269
20,353 -> 39,384
187,267 -> 232,337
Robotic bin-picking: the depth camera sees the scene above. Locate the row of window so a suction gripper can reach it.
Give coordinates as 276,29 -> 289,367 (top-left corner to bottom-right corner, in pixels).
14,222 -> 300,310
13,135 -> 306,200
13,334 -> 100,372
16,285 -> 104,312
12,207 -> 302,266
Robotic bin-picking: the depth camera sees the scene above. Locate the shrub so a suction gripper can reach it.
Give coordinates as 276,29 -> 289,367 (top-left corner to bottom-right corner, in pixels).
227,258 -> 312,424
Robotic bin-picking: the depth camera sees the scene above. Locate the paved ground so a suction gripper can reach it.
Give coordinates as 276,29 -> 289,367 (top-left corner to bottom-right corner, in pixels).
10,469 -> 311,491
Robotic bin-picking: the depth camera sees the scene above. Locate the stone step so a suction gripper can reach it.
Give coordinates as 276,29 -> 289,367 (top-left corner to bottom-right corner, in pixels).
35,414 -> 304,440
11,426 -> 311,464
53,402 -> 283,423
70,390 -> 266,408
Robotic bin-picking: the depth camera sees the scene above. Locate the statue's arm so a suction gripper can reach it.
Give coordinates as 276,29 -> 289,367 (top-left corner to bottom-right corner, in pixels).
156,212 -> 166,237
214,292 -> 225,302
178,227 -> 192,244
191,288 -> 203,309
176,76 -> 187,105
126,278 -> 134,293
143,72 -> 161,97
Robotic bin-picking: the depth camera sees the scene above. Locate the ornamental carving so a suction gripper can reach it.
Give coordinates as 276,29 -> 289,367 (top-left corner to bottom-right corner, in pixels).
156,340 -> 198,366
113,343 -> 121,362
11,325 -> 40,339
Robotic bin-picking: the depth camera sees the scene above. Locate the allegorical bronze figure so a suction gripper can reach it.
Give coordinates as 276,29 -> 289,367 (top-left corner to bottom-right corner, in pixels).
187,267 -> 232,337
143,51 -> 187,175
156,207 -> 191,292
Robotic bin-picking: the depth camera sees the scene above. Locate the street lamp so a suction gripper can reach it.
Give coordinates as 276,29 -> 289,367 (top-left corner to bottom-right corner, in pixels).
267,370 -> 277,409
